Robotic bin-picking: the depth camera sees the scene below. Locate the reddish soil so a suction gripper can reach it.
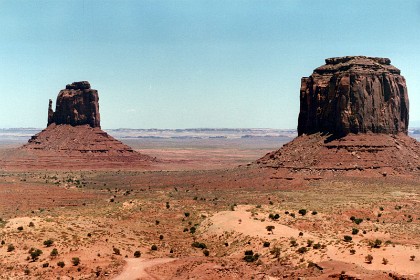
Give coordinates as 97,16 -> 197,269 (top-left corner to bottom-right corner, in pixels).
0,134 -> 418,279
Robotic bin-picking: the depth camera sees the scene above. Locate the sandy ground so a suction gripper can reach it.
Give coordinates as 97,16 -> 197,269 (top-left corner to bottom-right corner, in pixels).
0,138 -> 419,279
113,258 -> 176,280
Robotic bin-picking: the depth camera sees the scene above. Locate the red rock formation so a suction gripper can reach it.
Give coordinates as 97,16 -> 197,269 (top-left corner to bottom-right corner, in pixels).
19,81 -> 155,169
49,81 -> 101,128
298,56 -> 409,138
256,56 -> 419,176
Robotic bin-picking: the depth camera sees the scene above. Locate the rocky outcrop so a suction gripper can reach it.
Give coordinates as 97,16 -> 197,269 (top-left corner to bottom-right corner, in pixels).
48,81 -> 101,128
298,56 -> 409,138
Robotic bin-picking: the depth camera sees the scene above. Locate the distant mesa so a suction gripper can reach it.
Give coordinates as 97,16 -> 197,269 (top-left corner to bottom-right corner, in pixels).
17,81 -> 154,169
257,56 -> 419,175
298,56 -> 409,138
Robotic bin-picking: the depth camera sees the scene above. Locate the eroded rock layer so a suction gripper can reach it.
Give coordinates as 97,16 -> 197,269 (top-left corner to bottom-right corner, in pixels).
298,56 -> 409,138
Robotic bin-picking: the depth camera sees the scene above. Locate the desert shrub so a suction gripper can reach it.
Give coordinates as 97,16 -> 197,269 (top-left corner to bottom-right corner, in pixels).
298,209 -> 307,216
343,236 -> 352,242
203,249 -> 210,256
290,213 -> 295,218
270,246 -> 281,258
297,247 -> 307,254
269,213 -> 280,220
189,226 -> 196,234
17,226 -> 23,231
311,211 -> 318,215
244,250 -> 254,256
1,240 -> 4,245
183,227 -> 188,232
382,258 -> 388,265
354,218 -> 363,225
50,248 -> 58,257
28,222 -> 35,227
57,261 -> 65,268
7,244 -> 15,252
159,235 -> 164,240
184,212 -> 190,217
299,232 -> 304,237
266,225 -> 275,233
42,262 -> 49,268
43,239 -> 54,247
113,247 -> 121,255
379,206 -> 384,211
351,228 -> 359,235
192,242 -> 207,249
72,257 -> 80,266
410,255 -> 415,261
306,240 -> 314,247
134,251 -> 141,258
30,248 -> 43,261
365,254 -> 373,264
166,202 -> 170,209
155,220 -> 160,225
263,241 -> 270,248
151,244 -> 158,251
285,211 -> 289,214
350,249 -> 356,254
290,239 -> 298,247
369,239 -> 382,248
243,251 -> 259,262
312,243 -> 321,249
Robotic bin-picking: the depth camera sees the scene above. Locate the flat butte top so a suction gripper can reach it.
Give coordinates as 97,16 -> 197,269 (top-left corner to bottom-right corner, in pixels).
312,56 -> 401,76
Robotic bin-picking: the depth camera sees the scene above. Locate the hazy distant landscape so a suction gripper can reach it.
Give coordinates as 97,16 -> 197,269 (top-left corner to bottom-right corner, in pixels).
2,127 -> 419,147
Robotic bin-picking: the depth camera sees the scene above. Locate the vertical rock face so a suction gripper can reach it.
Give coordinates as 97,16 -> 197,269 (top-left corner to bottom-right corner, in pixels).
48,81 -> 101,128
298,56 -> 409,138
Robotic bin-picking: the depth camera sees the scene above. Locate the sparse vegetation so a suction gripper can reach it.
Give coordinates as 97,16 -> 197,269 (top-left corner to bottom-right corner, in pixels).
266,225 -> 275,234
343,235 -> 352,242
365,254 -> 373,264
43,239 -> 54,247
72,257 -> 80,266
7,244 -> 15,252
29,248 -> 43,261
298,209 -> 307,216
243,250 -> 259,262
192,242 -> 207,249
50,248 -> 59,257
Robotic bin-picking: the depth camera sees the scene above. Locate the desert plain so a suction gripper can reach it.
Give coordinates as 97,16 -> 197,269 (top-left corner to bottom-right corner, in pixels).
0,130 -> 419,280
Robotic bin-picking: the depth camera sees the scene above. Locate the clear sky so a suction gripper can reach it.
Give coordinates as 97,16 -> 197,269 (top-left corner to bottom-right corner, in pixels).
0,0 -> 419,129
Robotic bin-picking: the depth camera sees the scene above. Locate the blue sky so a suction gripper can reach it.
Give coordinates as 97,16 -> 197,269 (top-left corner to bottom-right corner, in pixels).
0,0 -> 419,129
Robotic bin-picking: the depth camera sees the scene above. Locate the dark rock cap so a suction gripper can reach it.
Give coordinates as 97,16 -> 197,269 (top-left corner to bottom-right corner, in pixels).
298,56 -> 409,138
48,81 -> 101,128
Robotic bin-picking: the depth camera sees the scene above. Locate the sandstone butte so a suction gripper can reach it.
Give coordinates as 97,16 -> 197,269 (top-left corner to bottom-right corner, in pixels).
15,81 -> 154,170
258,56 -> 420,176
